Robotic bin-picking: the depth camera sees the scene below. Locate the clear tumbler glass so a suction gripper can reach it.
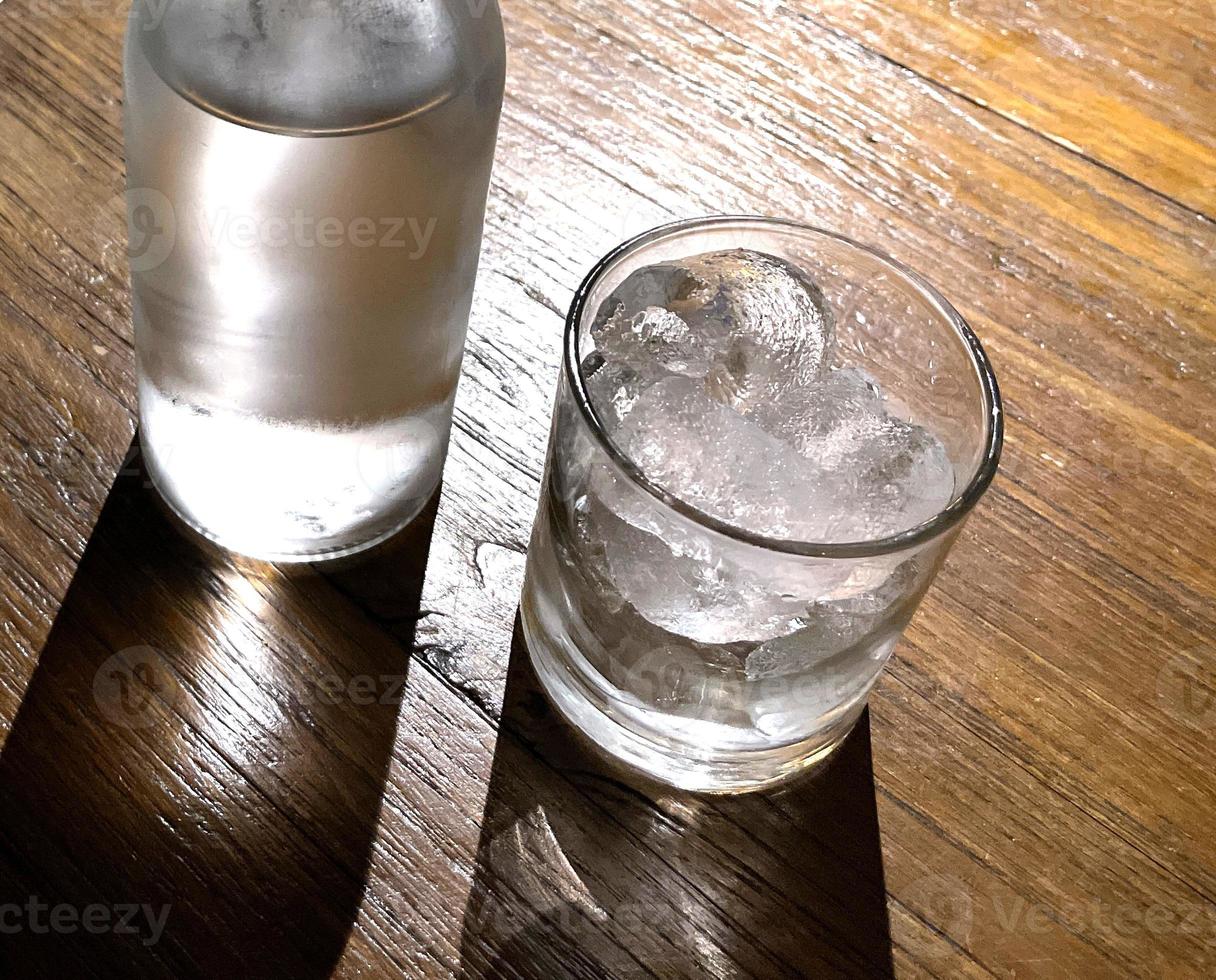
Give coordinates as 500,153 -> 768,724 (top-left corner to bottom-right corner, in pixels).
521,216 -> 1002,793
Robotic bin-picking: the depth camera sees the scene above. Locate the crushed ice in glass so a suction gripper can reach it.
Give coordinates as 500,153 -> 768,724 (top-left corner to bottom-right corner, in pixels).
577,247 -> 957,651
584,247 -> 956,546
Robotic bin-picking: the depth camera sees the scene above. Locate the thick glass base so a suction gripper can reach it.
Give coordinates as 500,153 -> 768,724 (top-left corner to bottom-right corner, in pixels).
521,592 -> 866,794
148,475 -> 433,564
138,378 -> 450,563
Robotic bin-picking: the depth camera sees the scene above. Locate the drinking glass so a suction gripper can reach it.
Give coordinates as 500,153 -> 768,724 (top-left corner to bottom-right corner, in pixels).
521,216 -> 1002,793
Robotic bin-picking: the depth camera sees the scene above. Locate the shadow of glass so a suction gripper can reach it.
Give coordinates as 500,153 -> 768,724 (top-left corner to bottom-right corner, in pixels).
459,615 -> 894,979
0,437 -> 437,978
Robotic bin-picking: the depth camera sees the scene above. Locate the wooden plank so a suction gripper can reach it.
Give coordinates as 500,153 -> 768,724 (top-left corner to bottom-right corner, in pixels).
0,4 -> 134,743
0,0 -> 1213,976
0,456 -> 896,977
414,1 -> 1216,974
0,465 -> 486,977
808,0 -> 1216,214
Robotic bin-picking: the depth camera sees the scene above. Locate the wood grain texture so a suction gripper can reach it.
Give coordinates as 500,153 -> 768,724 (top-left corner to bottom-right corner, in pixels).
810,0 -> 1216,215
1,0 -> 1214,977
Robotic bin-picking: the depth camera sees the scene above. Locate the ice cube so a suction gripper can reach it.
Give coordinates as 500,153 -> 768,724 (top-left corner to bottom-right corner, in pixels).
590,261 -> 705,326
741,570 -> 913,739
750,366 -> 955,542
589,494 -> 812,643
583,376 -> 863,642
582,354 -> 645,430
749,367 -> 884,452
607,641 -> 747,723
743,557 -> 919,682
810,414 -> 955,541
678,249 -> 834,409
743,608 -> 866,683
592,306 -> 712,380
610,375 -> 831,538
589,248 -> 833,406
744,628 -> 894,739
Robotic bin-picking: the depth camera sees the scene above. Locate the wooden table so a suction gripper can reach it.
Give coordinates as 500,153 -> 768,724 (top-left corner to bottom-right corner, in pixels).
1,1 -> 1212,976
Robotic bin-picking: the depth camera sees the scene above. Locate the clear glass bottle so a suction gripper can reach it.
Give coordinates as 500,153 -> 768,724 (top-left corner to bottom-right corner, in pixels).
124,0 -> 505,560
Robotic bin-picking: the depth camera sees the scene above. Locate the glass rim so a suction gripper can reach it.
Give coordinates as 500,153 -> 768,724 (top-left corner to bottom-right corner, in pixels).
565,215 -> 1004,559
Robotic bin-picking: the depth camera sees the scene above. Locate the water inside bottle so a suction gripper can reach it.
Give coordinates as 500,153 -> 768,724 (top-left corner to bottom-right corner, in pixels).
124,5 -> 503,559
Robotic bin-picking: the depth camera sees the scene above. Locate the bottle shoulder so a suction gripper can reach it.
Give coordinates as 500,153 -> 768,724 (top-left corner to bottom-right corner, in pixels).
128,0 -> 505,135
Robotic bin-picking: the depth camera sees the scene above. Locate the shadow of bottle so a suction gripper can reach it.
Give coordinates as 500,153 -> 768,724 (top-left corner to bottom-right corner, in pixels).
459,615 -> 895,978
0,436 -> 437,978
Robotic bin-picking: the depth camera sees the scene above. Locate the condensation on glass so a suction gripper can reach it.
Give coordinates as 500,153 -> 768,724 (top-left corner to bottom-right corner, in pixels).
124,0 -> 505,560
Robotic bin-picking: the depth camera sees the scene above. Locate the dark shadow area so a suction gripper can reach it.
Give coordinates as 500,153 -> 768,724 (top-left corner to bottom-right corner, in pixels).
0,437 -> 437,978
459,616 -> 894,979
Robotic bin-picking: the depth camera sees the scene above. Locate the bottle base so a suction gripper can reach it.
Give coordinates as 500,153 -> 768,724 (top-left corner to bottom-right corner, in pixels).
137,377 -> 452,564
148,471 -> 436,564
521,593 -> 864,794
